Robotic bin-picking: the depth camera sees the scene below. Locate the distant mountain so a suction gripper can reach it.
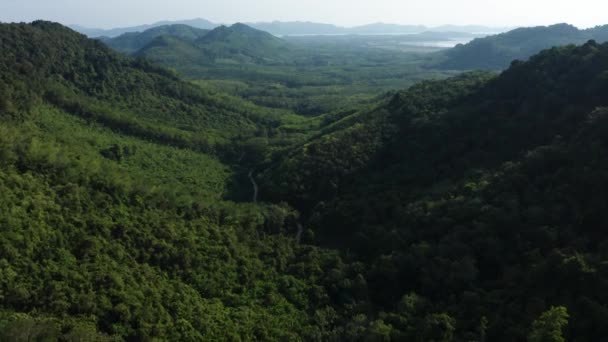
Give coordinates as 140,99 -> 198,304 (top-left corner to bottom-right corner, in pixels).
587,24 -> 608,41
133,23 -> 290,66
349,23 -> 427,34
248,21 -> 508,36
197,23 -> 288,58
73,18 -> 511,38
435,23 -> 608,70
431,24 -> 513,33
100,24 -> 209,54
70,18 -> 217,37
248,21 -> 346,35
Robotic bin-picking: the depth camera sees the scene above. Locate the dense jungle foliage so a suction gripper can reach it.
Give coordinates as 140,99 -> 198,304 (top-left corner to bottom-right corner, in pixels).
0,21 -> 345,341
259,40 -> 608,341
1,21 -> 608,342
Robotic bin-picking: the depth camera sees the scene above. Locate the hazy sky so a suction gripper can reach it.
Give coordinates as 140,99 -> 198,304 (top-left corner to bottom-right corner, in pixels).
1,0 -> 606,29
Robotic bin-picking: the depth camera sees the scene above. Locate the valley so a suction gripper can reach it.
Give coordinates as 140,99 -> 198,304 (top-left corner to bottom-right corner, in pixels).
1,13 -> 608,342
102,23 -> 464,116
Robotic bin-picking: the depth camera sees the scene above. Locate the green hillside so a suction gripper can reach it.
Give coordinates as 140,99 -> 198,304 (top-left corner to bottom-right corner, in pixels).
434,23 -> 608,70
0,21 -> 340,341
195,23 -> 290,63
260,40 -> 608,341
134,34 -> 214,67
100,24 -> 210,54
133,23 -> 291,66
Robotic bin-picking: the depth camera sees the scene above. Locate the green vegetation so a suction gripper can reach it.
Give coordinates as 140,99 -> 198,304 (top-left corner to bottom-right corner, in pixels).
103,23 -> 459,115
100,24 -> 210,54
433,23 -> 608,70
260,40 -> 608,341
529,307 -> 569,342
0,21 -> 343,341
3,20 -> 608,342
134,23 -> 290,66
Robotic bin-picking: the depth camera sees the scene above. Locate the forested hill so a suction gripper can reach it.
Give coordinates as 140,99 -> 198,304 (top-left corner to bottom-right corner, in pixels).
99,24 -> 210,54
0,20 -> 296,148
195,23 -> 290,61
128,23 -> 291,66
260,40 -> 608,341
434,23 -> 608,70
0,21 -> 345,341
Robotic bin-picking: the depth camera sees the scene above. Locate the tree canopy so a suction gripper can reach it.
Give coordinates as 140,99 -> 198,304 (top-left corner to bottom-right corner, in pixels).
2,21 -> 608,341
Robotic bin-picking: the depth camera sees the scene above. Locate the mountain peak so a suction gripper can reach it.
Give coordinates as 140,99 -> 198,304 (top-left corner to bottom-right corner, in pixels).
230,22 -> 252,30
200,22 -> 281,42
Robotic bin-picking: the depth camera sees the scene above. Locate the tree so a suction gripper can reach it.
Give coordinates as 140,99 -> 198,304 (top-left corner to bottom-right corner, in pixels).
528,306 -> 569,342
0,315 -> 60,342
0,82 -> 13,115
478,316 -> 488,342
422,313 -> 456,342
366,319 -> 393,342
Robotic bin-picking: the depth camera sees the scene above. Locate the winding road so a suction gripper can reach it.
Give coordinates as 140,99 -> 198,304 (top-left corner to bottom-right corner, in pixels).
248,169 -> 259,203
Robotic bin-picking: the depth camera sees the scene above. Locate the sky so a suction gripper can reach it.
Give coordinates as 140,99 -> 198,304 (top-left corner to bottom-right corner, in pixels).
0,0 -> 606,29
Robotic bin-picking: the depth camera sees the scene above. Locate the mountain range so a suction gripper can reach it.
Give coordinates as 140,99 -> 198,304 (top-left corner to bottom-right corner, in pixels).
100,21 -> 608,75
99,21 -> 608,78
71,18 -> 512,37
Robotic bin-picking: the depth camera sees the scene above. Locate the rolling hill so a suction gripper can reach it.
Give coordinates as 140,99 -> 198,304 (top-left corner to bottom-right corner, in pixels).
99,24 -> 210,54
195,23 -> 290,62
434,23 -> 608,70
134,34 -> 213,65
131,23 -> 291,66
